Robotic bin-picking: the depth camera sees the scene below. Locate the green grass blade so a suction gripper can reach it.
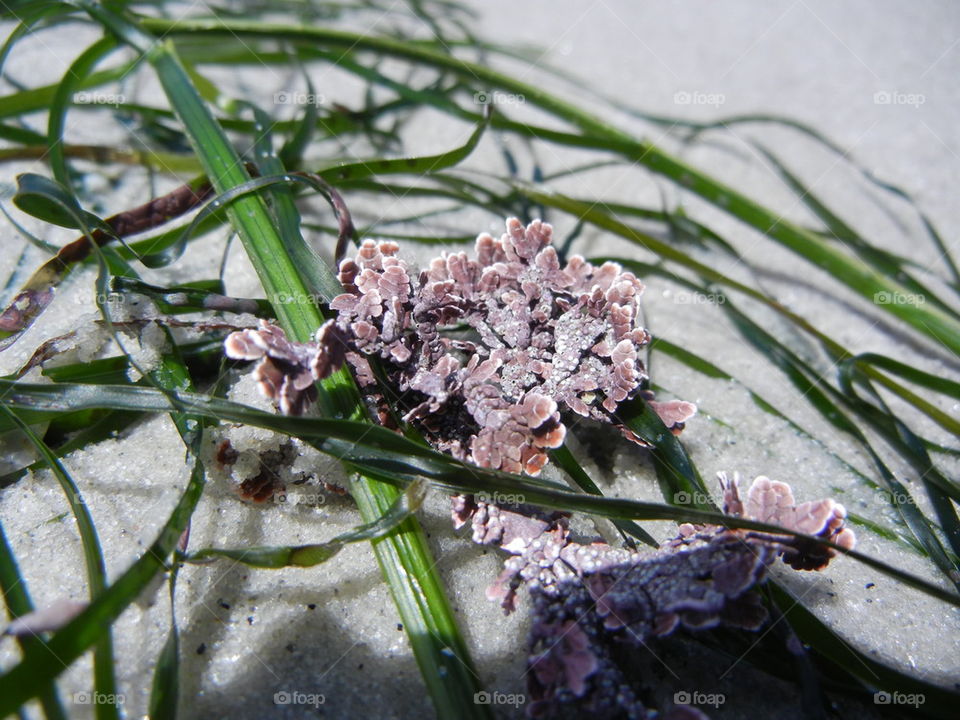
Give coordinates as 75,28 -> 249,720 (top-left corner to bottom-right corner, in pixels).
4,378 -> 956,607
549,443 -> 658,547
46,35 -> 119,186
0,406 -> 120,720
0,522 -> 69,720
0,449 -> 206,714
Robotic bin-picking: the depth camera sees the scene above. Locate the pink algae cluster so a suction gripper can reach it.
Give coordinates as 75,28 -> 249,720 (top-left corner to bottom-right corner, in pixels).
226,218 -> 694,475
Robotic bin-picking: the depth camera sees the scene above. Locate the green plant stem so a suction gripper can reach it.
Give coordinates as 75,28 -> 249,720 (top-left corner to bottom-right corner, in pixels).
88,9 -> 486,717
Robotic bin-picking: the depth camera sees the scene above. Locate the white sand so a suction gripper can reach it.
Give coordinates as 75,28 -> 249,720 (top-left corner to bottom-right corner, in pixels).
1,1 -> 958,718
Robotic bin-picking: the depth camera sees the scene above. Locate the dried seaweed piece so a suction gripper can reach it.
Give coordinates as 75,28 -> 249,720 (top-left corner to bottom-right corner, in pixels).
0,177 -> 215,349
719,472 -> 856,570
224,319 -> 348,416
646,398 -> 698,434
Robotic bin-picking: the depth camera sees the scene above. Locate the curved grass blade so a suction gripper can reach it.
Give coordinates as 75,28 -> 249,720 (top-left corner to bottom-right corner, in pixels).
0,522 -> 68,720
548,443 -> 658,547
522,190 -> 956,438
751,143 -> 958,318
0,405 -> 119,720
720,298 -> 960,590
0,443 -> 207,715
839,365 -> 960,577
0,63 -> 136,122
185,480 -> 426,568
465,40 -> 960,289
315,105 -> 489,185
46,35 -> 119,187
605,255 -> 959,580
2,378 -> 955,608
137,16 -> 960,354
108,276 -> 270,316
649,336 -> 924,555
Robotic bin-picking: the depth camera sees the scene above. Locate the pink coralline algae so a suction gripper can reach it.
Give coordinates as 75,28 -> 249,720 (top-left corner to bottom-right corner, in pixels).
453,473 -> 855,719
224,218 -> 695,475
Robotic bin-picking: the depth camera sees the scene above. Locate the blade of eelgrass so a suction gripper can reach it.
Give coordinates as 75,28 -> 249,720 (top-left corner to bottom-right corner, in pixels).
720,299 -> 960,588
0,405 -> 119,720
549,443 -> 658,547
839,364 -> 960,571
0,300 -> 210,715
183,480 -> 426,568
0,522 -> 68,720
5,379 -> 957,608
751,143 -> 958,319
648,336 -> 923,555
0,439 -> 206,715
77,5 -> 487,715
47,35 -> 119,187
482,41 -> 960,289
616,396 -> 713,511
0,63 -> 137,121
768,583 -> 959,720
